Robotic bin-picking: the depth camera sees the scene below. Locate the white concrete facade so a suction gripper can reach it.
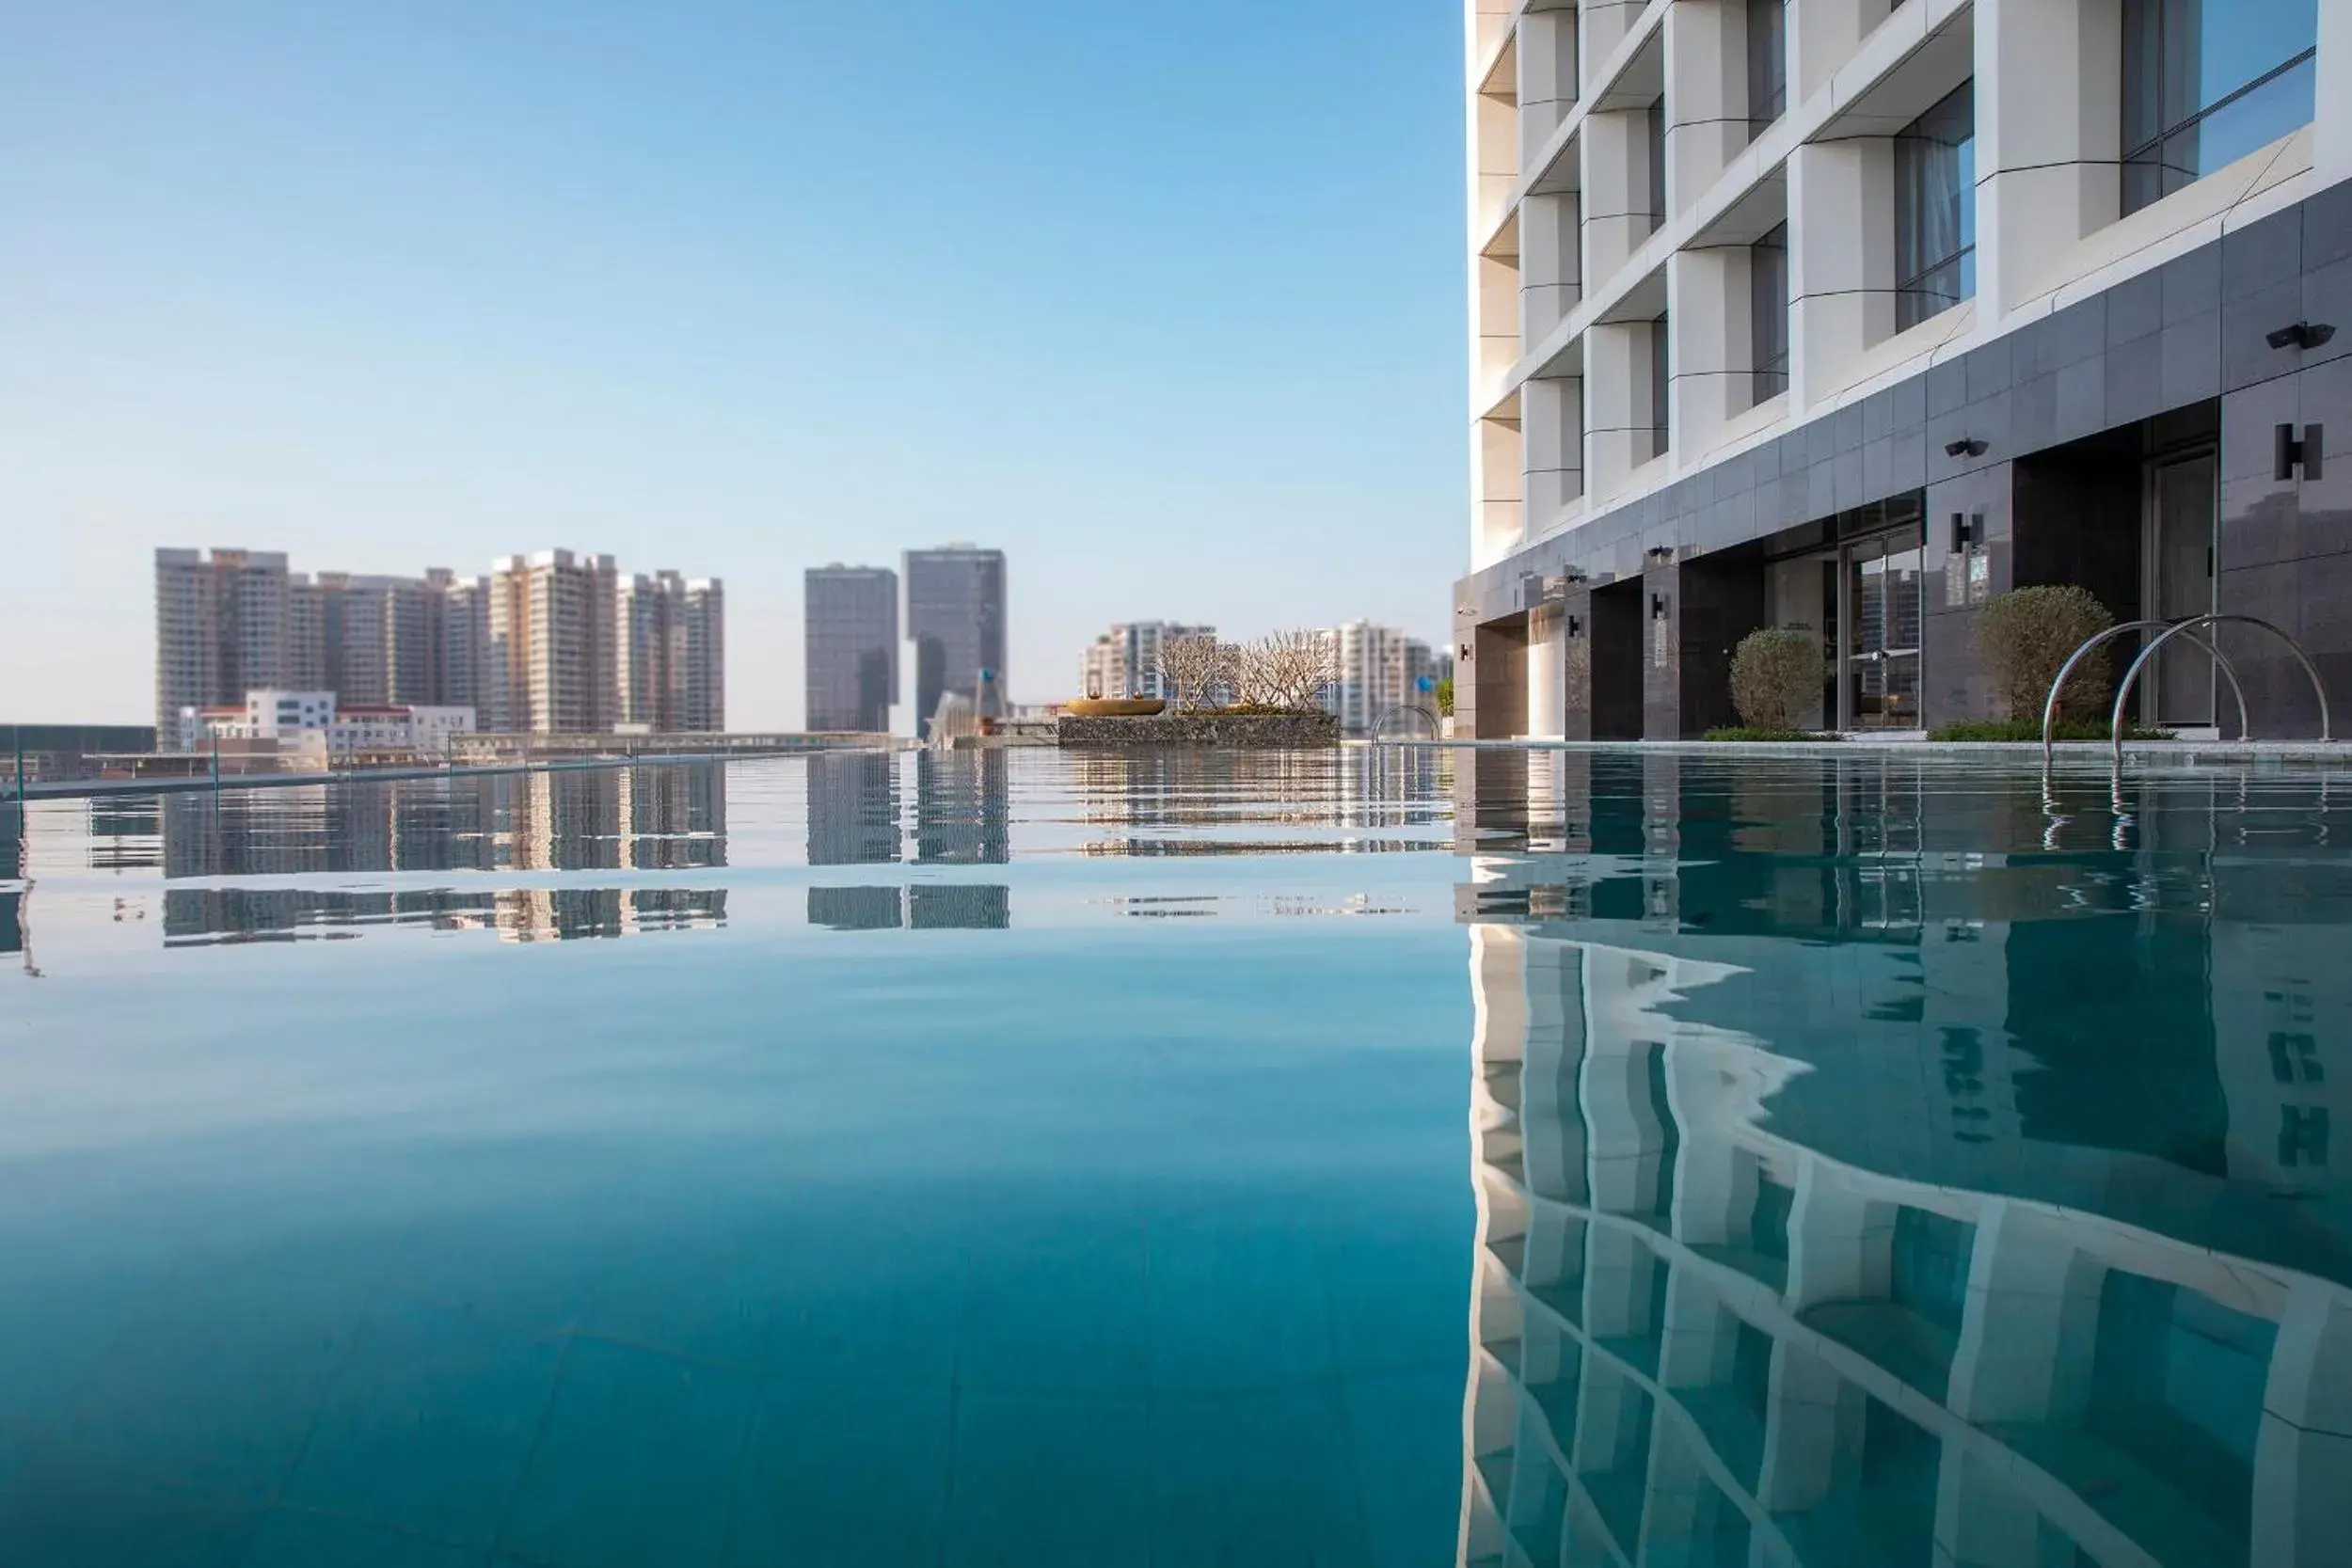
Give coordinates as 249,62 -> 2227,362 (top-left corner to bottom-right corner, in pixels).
1465,0 -> 2346,727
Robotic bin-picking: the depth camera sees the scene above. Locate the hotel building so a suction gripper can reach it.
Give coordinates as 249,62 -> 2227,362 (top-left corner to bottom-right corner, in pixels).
1456,0 -> 2347,737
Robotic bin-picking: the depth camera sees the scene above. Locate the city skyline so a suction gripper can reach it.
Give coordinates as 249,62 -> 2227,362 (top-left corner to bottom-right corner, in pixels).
155,545 -> 723,744
0,4 -> 1461,734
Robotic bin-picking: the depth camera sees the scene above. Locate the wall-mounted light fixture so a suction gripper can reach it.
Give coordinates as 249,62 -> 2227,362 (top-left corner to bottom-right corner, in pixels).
1650,593 -> 1669,621
1944,437 -> 1989,459
1645,545 -> 1675,563
1457,642 -> 1472,661
2277,423 -> 2327,482
2266,322 -> 2335,351
1564,567 -> 1588,585
1566,615 -> 1582,638
1948,511 -> 1983,554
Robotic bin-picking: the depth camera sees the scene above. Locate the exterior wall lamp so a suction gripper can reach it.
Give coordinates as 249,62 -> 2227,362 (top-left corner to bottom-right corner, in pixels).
2266,322 -> 2334,350
1944,437 -> 1988,458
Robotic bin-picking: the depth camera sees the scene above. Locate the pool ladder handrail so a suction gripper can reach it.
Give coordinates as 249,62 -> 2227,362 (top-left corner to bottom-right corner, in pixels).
1371,704 -> 1441,742
2040,613 -> 2333,766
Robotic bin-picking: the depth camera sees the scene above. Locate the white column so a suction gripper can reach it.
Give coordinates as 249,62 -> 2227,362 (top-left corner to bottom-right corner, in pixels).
1582,0 -> 1650,81
1788,136 -> 1895,410
2315,0 -> 2352,188
1525,374 -> 1586,522
1583,108 -> 1654,289
1790,0 -> 1873,104
1665,0 -> 1747,218
1586,321 -> 1655,500
1520,9 -> 1581,166
1669,245 -> 1755,459
1522,191 -> 1583,339
1476,403 -> 1525,567
1976,0 -> 2121,320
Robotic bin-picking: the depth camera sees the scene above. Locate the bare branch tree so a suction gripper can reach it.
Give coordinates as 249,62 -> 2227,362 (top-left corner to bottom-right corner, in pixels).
1154,635 -> 1234,712
1233,629 -> 1338,710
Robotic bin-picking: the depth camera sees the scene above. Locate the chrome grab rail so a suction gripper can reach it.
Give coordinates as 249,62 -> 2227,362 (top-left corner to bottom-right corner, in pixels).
2106,613 -> 2332,763
1371,705 -> 1440,741
2040,618 -> 2252,767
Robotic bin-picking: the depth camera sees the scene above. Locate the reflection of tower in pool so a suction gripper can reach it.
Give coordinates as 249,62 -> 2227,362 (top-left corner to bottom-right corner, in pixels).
807,752 -> 901,866
1460,925 -> 2352,1568
914,751 -> 1009,865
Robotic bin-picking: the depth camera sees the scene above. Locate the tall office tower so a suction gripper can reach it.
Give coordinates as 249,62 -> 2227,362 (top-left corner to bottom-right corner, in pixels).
153,548 -> 292,744
1458,0 -> 2350,740
804,564 -> 898,732
903,544 -> 1006,736
682,578 -> 724,732
486,550 -> 621,734
1078,621 -> 1215,702
617,570 -> 689,731
436,573 -> 492,716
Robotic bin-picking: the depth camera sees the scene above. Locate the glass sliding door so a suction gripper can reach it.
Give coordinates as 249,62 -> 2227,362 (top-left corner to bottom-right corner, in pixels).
1846,531 -> 1924,729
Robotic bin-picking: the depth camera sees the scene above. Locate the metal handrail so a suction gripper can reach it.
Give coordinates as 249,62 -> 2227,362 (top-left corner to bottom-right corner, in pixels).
2040,618 -> 2252,767
2108,614 -> 2332,762
1371,705 -> 1440,741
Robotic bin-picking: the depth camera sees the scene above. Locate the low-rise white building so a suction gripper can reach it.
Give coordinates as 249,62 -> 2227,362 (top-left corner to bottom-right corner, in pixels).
179,689 -> 476,758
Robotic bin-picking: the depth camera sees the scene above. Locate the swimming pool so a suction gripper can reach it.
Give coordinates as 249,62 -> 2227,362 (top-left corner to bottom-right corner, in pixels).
1,747 -> 2347,1565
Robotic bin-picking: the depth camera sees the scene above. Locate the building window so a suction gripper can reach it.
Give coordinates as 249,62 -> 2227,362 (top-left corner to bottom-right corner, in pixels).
1752,222 -> 1789,404
1646,97 -> 1668,230
1894,83 -> 1975,332
2122,0 -> 2317,215
1747,0 -> 1787,139
1649,313 -> 1671,459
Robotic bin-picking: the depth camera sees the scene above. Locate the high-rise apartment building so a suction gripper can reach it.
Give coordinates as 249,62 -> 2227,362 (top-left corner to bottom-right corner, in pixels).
487,550 -> 621,734
154,549 -> 292,743
1078,621 -> 1215,702
1324,621 -> 1438,735
682,578 -> 724,733
158,546 -> 706,741
618,570 -> 689,732
1458,0 -> 2350,739
804,565 -> 898,732
903,545 -> 1007,736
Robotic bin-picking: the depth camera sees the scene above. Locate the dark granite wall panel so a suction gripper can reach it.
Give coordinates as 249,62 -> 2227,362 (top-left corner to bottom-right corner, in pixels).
1920,466 -> 2015,726
1642,562 -> 1681,739
1561,584 -> 1595,741
1472,617 -> 1530,739
1590,579 -> 1645,740
1677,551 -> 1768,736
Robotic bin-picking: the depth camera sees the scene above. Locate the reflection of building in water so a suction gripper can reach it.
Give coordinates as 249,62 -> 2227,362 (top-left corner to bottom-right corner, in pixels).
806,752 -> 901,865
148,764 -> 730,944
1455,756 -> 2352,1568
804,883 -> 1009,931
913,751 -> 1009,864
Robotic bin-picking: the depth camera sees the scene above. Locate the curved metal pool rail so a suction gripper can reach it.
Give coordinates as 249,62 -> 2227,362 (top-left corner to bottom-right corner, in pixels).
2106,614 -> 2333,763
1371,704 -> 1441,741
2040,619 -> 2253,768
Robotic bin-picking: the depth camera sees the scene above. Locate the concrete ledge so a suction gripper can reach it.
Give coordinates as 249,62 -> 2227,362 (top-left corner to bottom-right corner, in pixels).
1390,737 -> 2349,762
1057,712 -> 1340,748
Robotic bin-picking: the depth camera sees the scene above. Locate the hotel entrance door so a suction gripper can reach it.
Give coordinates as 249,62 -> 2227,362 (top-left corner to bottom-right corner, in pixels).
1846,529 -> 1924,730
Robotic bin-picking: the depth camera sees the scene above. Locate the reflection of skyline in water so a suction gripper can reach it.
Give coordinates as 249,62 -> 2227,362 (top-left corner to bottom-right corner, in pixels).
68,766 -> 730,944
1456,753 -> 2352,1568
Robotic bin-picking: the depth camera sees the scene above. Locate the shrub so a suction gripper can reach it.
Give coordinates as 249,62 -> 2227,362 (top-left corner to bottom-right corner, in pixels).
1704,726 -> 1839,742
1728,627 -> 1826,733
1977,586 -> 2114,721
1434,675 -> 1454,719
1930,718 -> 2173,742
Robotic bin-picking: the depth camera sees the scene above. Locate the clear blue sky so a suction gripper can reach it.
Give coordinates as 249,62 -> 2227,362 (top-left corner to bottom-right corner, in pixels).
0,1 -> 1467,730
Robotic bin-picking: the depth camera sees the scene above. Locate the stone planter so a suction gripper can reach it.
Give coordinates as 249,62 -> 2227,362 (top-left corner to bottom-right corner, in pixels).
1056,711 -> 1340,748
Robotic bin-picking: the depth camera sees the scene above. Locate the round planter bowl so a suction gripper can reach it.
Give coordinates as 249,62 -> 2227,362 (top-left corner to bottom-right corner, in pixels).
1065,697 -> 1168,718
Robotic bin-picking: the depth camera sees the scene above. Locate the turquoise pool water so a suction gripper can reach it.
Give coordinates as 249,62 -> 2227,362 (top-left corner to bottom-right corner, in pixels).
1,748 -> 2349,1566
